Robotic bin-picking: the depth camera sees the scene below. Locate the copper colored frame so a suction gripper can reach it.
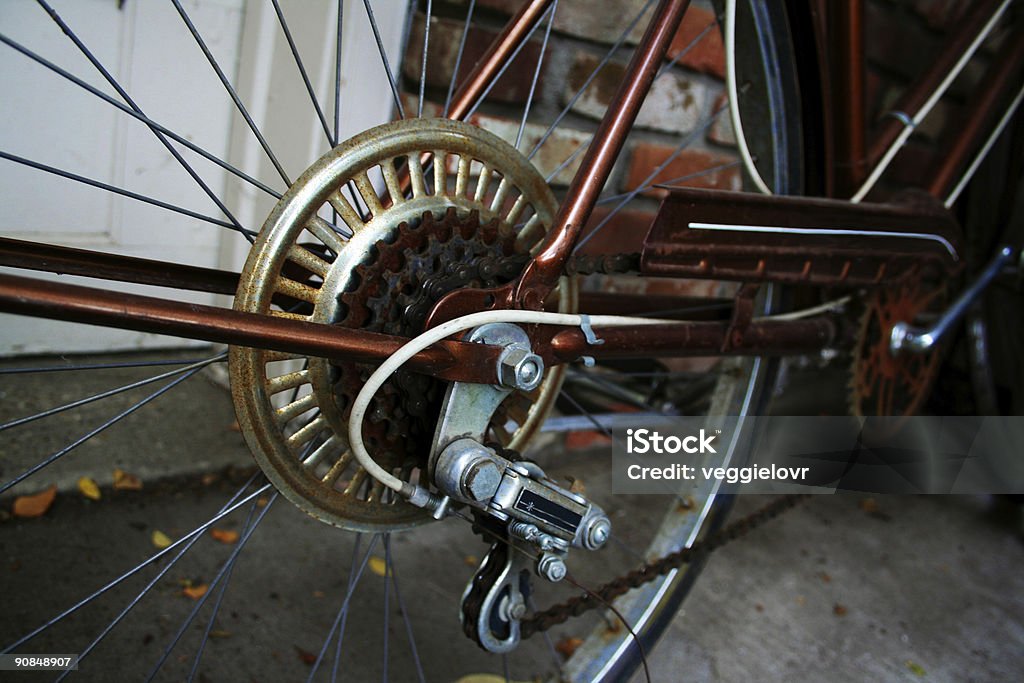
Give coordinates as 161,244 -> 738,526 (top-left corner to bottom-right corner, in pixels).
1,0 -> 1021,382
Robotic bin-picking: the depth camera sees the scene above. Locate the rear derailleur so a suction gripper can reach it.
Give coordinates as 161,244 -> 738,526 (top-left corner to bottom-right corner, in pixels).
425,322 -> 610,652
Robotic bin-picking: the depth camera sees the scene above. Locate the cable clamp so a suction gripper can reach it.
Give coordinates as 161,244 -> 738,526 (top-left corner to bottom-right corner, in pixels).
579,315 -> 604,345
887,110 -> 916,129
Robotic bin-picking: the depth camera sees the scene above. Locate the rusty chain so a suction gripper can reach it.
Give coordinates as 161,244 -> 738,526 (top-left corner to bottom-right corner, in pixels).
521,494 -> 811,637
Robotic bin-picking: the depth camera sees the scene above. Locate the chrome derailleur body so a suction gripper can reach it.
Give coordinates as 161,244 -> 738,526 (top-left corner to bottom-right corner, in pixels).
427,322 -> 611,652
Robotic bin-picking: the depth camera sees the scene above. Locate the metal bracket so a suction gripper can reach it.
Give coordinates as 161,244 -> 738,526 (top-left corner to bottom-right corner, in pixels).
721,282 -> 760,353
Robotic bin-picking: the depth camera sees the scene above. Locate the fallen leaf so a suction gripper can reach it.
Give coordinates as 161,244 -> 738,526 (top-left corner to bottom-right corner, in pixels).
201,473 -> 219,486
77,476 -> 101,501
906,660 -> 926,676
113,468 -> 143,491
182,584 -> 209,600
819,571 -> 832,583
228,420 -> 241,432
833,603 -> 848,616
13,485 -> 57,518
209,630 -> 232,639
312,590 -> 325,599
463,555 -> 479,567
151,530 -> 172,549
859,498 -> 879,513
210,528 -> 240,544
555,636 -> 584,659
295,645 -> 316,665
368,556 -> 389,577
256,496 -> 269,508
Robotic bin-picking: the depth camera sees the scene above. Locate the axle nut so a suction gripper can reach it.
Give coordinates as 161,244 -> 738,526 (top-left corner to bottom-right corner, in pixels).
463,459 -> 503,501
497,347 -> 544,391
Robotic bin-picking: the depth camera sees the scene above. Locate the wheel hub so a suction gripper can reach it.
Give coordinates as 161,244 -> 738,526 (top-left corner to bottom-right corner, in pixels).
229,118 -> 576,531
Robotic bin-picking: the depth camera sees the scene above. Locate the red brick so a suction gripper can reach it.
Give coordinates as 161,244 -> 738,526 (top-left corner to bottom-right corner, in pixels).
564,52 -> 708,135
666,5 -> 725,79
463,0 -> 649,44
708,92 -> 736,147
402,94 -> 592,186
401,12 -> 545,106
624,142 -> 741,198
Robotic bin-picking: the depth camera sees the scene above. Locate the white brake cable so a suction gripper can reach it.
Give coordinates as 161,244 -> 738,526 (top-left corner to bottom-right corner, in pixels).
724,0 -> 772,196
347,310 -> 676,499
726,0 -> 1012,204
849,0 -> 1012,203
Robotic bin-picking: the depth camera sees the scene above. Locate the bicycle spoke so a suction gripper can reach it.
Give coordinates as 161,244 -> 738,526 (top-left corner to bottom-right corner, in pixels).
143,494 -> 280,683
34,0 -> 249,237
363,0 -> 406,120
0,363 -> 210,496
271,0 -> 334,146
1,478 -> 270,654
573,104 -> 727,253
597,159 -> 742,204
557,389 -> 612,438
327,533 -> 363,682
308,534 -> 382,682
515,0 -> 558,151
334,0 -> 344,145
527,0 -> 657,160
442,0 -> 477,117
464,16 -> 547,121
526,595 -> 563,673
0,150 -> 254,238
170,0 -> 291,186
0,33 -> 280,199
0,354 -> 223,432
417,0 -> 433,118
382,532 -> 391,682
384,535 -> 425,683
56,477 -> 263,681
0,357 -> 224,375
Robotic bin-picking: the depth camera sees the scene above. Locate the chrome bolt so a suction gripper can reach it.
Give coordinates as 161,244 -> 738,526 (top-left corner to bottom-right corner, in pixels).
497,347 -> 544,391
508,600 -> 527,620
463,459 -> 502,501
537,554 -> 567,582
585,518 -> 611,550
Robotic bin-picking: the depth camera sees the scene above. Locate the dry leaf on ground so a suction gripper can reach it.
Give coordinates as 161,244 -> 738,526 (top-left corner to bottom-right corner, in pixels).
151,530 -> 172,549
113,468 -> 143,491
368,556 -> 389,577
13,485 -> 57,518
77,477 -> 101,501
295,646 -> 316,665
182,584 -> 208,600
210,528 -> 240,544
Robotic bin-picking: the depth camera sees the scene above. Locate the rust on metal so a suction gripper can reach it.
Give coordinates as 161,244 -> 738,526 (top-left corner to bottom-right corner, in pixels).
829,0 -> 866,192
0,272 -> 499,383
0,236 -> 239,294
512,0 -> 692,309
641,187 -> 963,286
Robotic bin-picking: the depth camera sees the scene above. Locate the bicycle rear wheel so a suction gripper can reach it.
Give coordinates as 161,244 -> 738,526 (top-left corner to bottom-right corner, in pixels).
0,1 -> 806,680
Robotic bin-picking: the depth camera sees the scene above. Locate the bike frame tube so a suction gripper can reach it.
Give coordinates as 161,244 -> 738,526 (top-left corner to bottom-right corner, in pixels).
3,0 -> 1022,370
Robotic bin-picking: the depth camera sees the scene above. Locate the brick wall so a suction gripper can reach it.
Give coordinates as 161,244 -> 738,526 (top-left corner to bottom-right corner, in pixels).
399,0 -> 740,255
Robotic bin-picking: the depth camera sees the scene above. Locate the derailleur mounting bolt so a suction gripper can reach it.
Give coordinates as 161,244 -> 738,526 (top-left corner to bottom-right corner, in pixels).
537,553 -> 567,582
584,518 -> 611,549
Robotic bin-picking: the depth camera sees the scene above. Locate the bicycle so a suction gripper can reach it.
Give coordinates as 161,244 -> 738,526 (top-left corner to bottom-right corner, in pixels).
1,0 -> 1021,680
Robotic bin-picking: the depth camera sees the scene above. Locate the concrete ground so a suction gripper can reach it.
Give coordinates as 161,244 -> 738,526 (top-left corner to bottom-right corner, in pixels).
1,351 -> 1022,682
